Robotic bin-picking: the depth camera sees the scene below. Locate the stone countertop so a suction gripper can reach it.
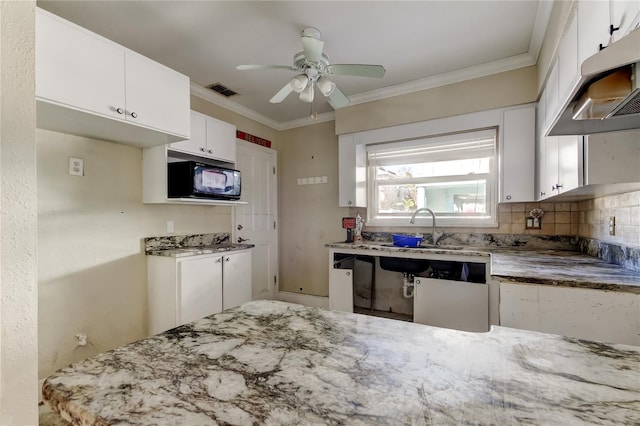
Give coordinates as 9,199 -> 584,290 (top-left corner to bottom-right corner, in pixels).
42,300 -> 640,425
326,241 -> 640,293
147,243 -> 254,258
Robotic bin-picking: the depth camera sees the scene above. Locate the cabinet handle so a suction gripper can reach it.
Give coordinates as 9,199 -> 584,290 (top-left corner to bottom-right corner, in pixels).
609,24 -> 620,36
347,201 -> 352,205
116,108 -> 124,114
346,271 -> 350,276
207,149 -> 213,154
599,43 -> 606,51
237,224 -> 243,230
215,257 -> 223,263
540,191 -> 546,197
506,195 -> 512,200
200,147 -> 206,152
224,257 -> 230,262
130,112 -> 138,119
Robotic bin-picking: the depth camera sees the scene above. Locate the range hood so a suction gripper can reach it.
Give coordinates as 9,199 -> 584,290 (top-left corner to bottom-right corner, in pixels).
549,28 -> 640,136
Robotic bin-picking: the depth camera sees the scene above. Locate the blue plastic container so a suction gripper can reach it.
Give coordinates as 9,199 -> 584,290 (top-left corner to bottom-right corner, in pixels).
392,234 -> 423,247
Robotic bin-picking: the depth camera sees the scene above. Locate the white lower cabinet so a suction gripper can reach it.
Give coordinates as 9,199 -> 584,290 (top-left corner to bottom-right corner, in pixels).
414,278 -> 489,332
147,250 -> 252,335
500,282 -> 640,346
329,268 -> 354,312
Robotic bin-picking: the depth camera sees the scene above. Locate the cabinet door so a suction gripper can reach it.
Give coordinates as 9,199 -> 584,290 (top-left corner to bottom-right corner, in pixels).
124,50 -> 190,138
557,10 -> 579,102
610,0 -> 640,42
36,9 -> 125,120
557,135 -> 583,193
206,116 -> 237,163
578,0 -> 611,64
329,268 -> 353,312
222,251 -> 252,310
177,256 -> 223,326
544,61 -> 560,130
536,93 -> 549,200
499,283 -> 540,331
338,135 -> 367,207
414,278 -> 489,332
545,136 -> 560,195
169,111 -> 207,155
502,105 -> 535,202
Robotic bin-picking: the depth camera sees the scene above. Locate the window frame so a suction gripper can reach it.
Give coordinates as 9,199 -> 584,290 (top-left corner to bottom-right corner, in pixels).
366,129 -> 499,228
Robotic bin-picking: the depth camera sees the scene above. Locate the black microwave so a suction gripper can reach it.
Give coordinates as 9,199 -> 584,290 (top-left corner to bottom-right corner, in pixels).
168,161 -> 241,200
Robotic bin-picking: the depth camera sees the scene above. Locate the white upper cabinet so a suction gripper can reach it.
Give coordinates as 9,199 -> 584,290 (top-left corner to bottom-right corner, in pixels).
610,0 -> 640,42
36,8 -> 126,121
170,110 -> 236,163
36,8 -> 190,148
577,0 -> 611,64
338,135 -> 367,208
124,50 -> 190,138
501,105 -> 536,203
557,9 -> 579,104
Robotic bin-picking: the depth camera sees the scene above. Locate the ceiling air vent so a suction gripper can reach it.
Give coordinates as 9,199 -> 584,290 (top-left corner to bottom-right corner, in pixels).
207,83 -> 238,97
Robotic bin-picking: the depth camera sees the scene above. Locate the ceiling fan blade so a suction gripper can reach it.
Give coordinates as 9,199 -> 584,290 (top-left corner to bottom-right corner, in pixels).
269,83 -> 294,103
326,64 -> 386,78
237,64 -> 297,71
301,37 -> 324,63
326,85 -> 350,109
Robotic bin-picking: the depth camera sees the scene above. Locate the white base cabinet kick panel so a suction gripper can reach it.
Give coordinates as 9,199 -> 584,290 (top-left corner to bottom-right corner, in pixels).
148,250 -> 252,335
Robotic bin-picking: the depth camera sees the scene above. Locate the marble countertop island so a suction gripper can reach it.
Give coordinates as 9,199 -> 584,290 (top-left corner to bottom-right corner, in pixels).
43,300 -> 639,425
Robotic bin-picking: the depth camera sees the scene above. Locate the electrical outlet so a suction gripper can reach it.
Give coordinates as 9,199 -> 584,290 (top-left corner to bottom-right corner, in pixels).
609,216 -> 616,235
68,157 -> 84,176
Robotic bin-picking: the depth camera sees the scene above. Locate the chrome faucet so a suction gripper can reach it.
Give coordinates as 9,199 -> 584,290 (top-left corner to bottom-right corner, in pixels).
409,208 -> 443,245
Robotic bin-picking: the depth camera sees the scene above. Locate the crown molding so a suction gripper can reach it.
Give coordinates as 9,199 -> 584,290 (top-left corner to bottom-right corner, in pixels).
191,83 -> 335,131
190,83 -> 283,130
347,53 -> 536,107
529,0 -> 554,63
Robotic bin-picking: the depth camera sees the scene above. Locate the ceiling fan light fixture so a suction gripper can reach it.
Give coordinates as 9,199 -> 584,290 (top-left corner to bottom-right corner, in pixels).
289,74 -> 309,93
317,77 -> 336,96
299,82 -> 314,103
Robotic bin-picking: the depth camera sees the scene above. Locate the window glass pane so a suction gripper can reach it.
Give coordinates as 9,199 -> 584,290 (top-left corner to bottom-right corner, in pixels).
375,158 -> 490,180
376,180 -> 487,214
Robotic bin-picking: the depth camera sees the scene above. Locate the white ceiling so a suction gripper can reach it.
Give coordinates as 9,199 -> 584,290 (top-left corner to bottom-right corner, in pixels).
38,1 -> 553,130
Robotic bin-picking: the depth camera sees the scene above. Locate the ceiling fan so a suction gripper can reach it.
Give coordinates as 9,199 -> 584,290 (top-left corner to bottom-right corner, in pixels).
236,27 -> 386,109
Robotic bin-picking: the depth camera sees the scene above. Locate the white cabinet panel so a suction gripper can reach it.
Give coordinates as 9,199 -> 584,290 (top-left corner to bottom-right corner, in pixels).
499,283 -> 540,331
36,9 -> 125,120
125,50 -> 190,137
500,282 -> 640,346
610,0 -> 640,42
338,135 -> 367,207
222,251 -> 252,310
557,135 -> 583,194
170,111 -> 236,163
557,10 -> 579,103
329,268 -> 354,312
578,0 -> 611,64
414,278 -> 489,332
178,257 -> 223,325
501,105 -> 535,202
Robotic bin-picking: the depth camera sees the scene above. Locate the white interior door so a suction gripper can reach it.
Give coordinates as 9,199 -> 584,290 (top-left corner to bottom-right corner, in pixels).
234,140 -> 277,300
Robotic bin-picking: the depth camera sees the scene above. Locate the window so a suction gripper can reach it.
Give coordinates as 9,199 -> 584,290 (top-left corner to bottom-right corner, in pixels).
367,128 -> 497,227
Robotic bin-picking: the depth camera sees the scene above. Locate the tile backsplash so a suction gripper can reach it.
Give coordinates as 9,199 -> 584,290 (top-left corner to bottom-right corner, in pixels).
352,190 -> 640,249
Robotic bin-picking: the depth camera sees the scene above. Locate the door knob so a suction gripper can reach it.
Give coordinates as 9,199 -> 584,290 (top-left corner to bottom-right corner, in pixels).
237,237 -> 250,243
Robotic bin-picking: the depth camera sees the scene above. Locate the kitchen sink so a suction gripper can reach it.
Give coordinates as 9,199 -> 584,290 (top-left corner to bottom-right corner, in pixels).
379,256 -> 430,274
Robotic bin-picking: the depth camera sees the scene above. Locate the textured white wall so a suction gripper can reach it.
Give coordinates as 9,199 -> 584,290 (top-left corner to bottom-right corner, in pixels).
37,129 -> 232,377
0,0 -> 39,424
